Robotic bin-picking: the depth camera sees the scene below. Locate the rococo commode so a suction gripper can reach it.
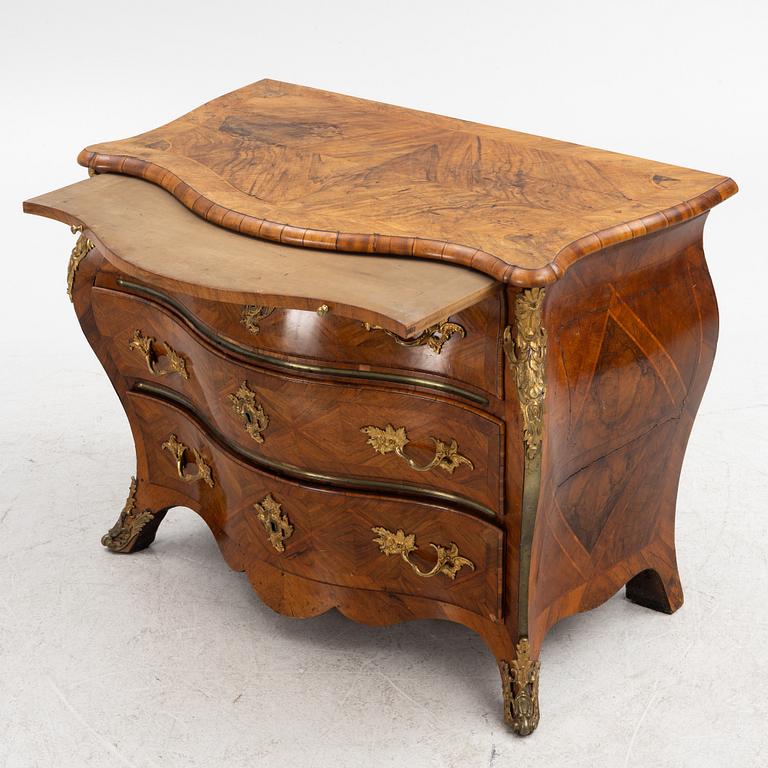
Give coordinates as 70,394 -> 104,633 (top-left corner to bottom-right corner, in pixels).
24,80 -> 737,735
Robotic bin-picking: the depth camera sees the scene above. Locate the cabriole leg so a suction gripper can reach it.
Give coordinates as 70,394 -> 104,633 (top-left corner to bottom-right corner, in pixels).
101,476 -> 168,553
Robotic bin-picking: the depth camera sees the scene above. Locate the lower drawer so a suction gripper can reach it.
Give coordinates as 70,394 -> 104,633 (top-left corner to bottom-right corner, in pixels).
128,390 -> 504,622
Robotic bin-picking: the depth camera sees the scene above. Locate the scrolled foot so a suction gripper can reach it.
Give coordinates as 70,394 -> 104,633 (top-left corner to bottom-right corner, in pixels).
500,637 -> 541,736
101,477 -> 166,553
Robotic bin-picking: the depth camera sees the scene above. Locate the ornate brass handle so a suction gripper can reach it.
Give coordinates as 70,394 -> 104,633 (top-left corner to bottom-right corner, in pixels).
228,382 -> 269,443
241,305 -> 275,335
362,320 -> 465,355
129,330 -> 189,380
361,424 -> 474,474
371,526 -> 475,580
253,494 -> 293,552
161,434 -> 214,487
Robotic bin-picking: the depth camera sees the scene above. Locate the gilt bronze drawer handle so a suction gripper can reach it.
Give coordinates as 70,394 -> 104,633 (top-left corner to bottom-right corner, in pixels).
254,493 -> 293,552
241,305 -> 275,335
362,320 -> 464,355
161,433 -> 214,487
361,424 -> 474,474
371,526 -> 474,580
129,330 -> 189,380
228,381 -> 269,443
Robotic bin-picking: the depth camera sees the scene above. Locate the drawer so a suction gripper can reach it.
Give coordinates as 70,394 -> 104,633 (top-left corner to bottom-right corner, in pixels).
111,275 -> 503,401
92,287 -> 504,516
128,390 -> 504,621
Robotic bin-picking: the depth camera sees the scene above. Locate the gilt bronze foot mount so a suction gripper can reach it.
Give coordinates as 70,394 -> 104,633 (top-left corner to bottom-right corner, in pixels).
501,638 -> 541,736
101,476 -> 167,553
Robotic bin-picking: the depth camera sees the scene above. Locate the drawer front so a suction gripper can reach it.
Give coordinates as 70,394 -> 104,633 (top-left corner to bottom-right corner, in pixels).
113,276 -> 503,400
128,391 -> 503,621
92,287 -> 504,515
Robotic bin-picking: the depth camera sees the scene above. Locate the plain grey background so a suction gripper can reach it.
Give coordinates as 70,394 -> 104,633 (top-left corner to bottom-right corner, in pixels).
1,1 -> 767,766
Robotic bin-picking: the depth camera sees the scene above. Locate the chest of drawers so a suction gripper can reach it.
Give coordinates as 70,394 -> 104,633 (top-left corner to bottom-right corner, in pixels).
24,80 -> 736,735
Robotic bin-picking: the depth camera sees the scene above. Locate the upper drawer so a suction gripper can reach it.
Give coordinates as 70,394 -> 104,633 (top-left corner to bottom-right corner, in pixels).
125,284 -> 503,399
91,286 -> 504,517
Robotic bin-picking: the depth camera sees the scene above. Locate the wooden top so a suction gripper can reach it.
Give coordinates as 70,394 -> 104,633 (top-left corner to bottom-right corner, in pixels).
23,174 -> 497,336
77,79 -> 736,286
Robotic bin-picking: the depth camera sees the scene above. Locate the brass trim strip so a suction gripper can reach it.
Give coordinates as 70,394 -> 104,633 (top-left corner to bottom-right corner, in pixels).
518,453 -> 542,635
116,279 -> 488,406
504,287 -> 547,636
132,381 -> 497,519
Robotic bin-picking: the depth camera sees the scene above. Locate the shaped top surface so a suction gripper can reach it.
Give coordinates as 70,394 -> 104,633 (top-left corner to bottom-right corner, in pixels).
78,79 -> 736,285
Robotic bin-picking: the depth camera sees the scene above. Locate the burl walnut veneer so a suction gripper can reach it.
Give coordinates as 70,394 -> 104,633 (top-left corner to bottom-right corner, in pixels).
24,80 -> 737,735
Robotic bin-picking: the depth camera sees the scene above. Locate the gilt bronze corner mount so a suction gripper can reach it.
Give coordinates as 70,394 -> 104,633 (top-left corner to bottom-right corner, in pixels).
67,226 -> 95,301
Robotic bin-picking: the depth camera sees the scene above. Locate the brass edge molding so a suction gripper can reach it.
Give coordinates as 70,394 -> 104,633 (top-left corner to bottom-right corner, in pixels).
161,433 -> 215,487
371,526 -> 475,580
361,423 -> 473,474
128,329 -> 189,379
501,638 -> 541,736
101,476 -> 157,552
241,305 -> 275,334
362,320 -> 465,355
253,493 -> 293,551
116,279 -> 489,406
503,287 -> 547,636
133,382 -> 496,518
67,226 -> 95,301
228,381 -> 269,443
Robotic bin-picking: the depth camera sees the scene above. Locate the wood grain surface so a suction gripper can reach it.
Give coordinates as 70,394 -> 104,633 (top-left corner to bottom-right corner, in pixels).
526,215 -> 717,654
76,79 -> 737,285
